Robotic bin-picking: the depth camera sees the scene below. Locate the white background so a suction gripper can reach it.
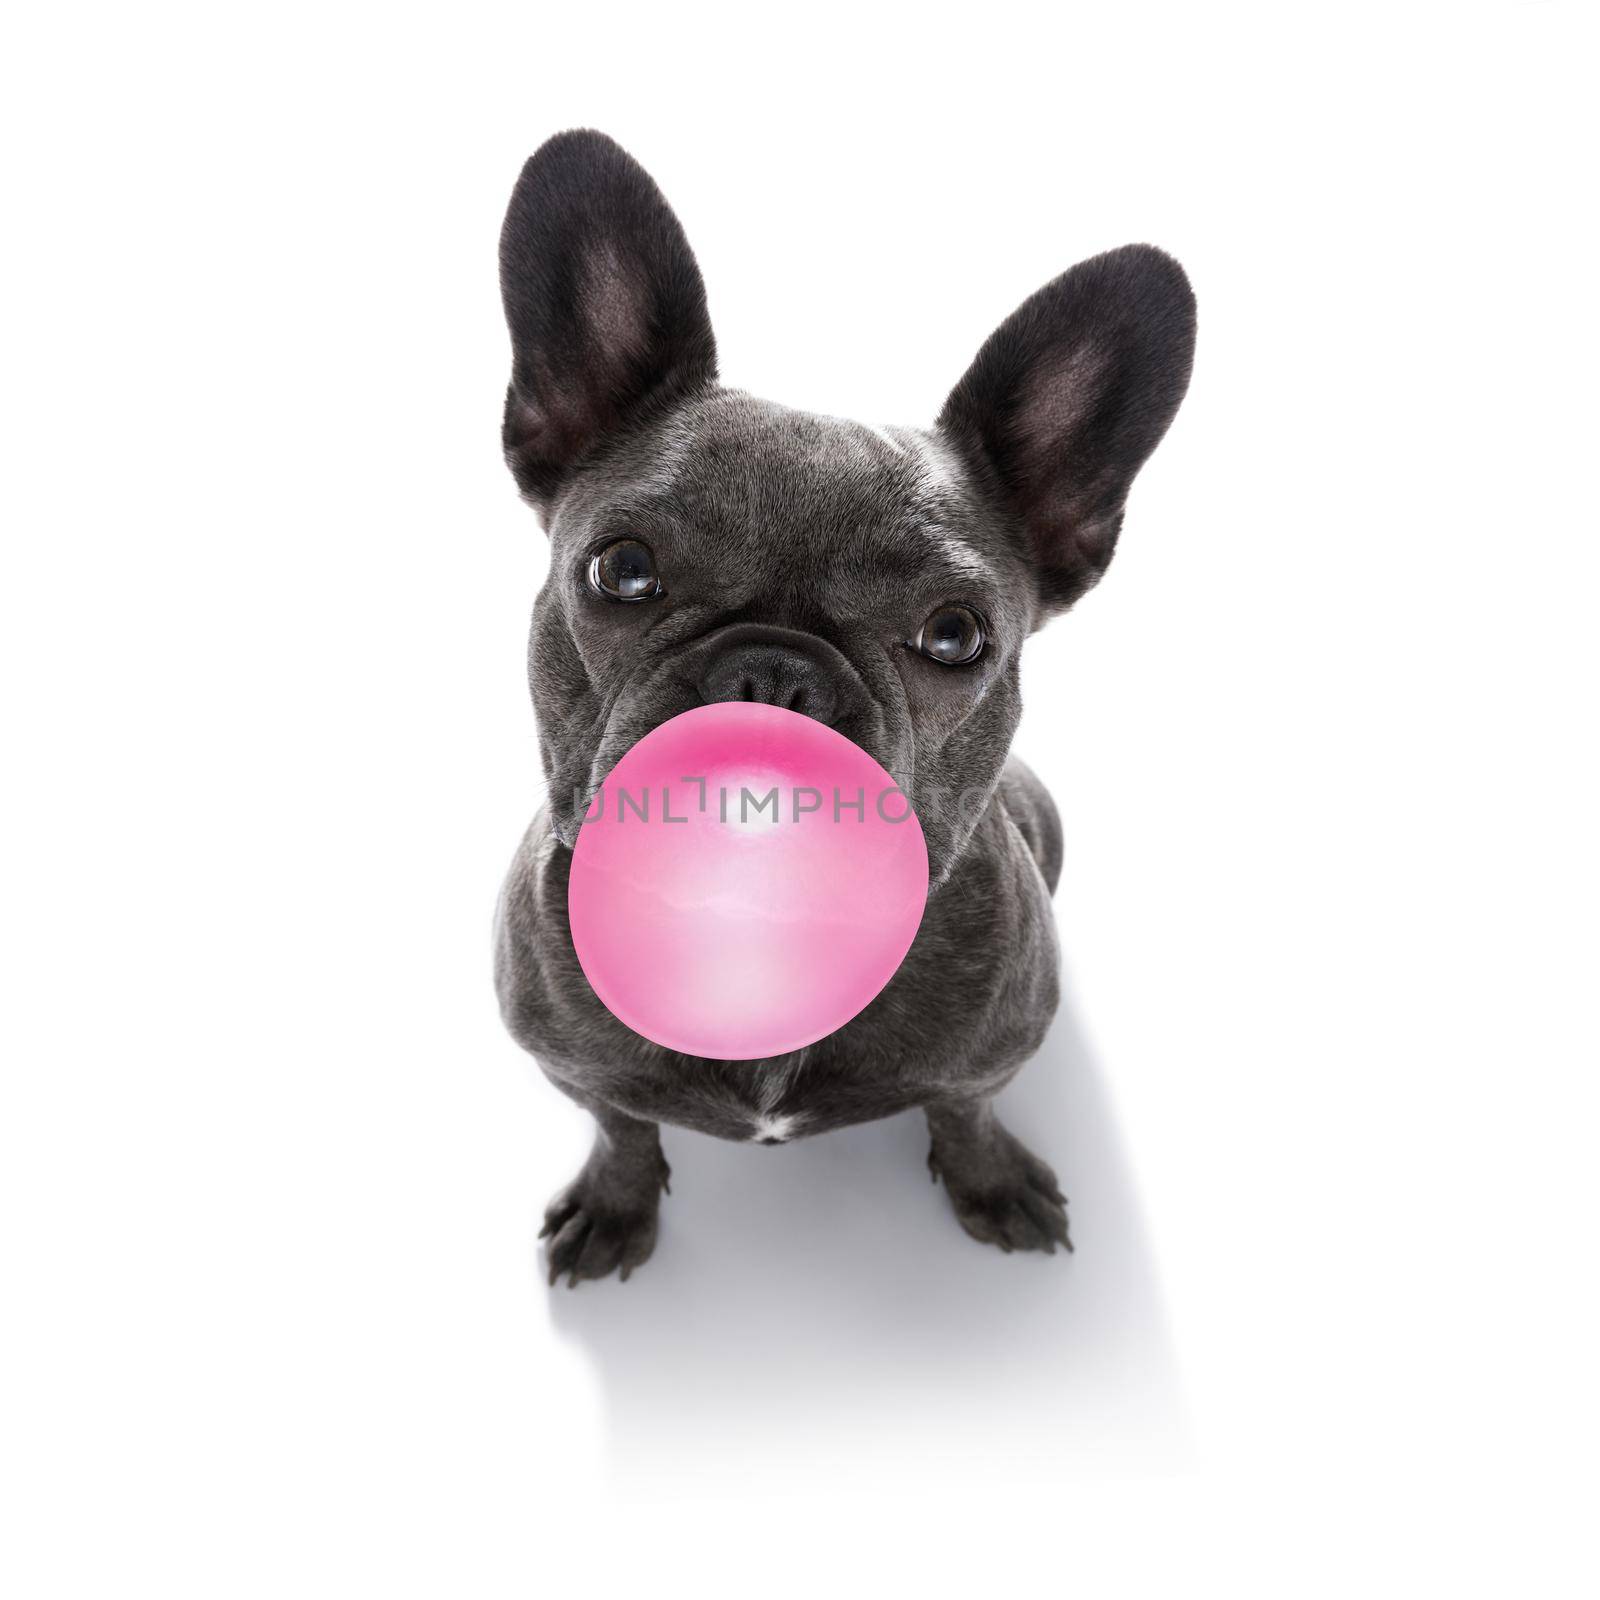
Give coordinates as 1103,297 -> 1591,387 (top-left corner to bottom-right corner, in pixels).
3,2 -> 1596,1594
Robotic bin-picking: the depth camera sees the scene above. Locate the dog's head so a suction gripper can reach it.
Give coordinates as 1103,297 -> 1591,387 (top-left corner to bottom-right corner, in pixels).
500,131 -> 1194,884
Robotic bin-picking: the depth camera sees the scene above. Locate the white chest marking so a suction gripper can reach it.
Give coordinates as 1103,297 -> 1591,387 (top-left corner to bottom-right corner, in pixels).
751,1113 -> 798,1144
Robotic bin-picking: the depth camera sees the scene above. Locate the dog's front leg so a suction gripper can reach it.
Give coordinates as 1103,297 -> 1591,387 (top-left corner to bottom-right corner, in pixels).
540,1098 -> 671,1287
925,1098 -> 1072,1254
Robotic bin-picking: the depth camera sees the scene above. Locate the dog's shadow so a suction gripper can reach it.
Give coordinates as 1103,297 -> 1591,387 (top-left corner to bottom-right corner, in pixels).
547,978 -> 1187,1474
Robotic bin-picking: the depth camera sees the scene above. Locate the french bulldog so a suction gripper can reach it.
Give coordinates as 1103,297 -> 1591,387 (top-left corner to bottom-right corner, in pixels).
493,130 -> 1195,1285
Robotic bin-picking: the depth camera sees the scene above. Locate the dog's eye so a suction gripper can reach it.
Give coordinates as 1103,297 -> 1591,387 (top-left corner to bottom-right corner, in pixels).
913,605 -> 985,666
588,539 -> 663,602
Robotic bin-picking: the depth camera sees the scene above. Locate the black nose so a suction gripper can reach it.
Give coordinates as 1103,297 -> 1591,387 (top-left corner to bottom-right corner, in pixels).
696,634 -> 841,726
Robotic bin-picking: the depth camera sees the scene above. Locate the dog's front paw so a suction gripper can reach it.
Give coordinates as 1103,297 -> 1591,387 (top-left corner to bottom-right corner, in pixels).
928,1126 -> 1072,1255
539,1150 -> 670,1287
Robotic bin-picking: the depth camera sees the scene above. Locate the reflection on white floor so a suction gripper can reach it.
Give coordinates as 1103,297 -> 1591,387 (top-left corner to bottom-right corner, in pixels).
547,979 -> 1187,1481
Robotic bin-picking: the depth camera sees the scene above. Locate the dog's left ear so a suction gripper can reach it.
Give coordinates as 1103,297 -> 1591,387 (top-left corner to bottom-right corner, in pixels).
939,245 -> 1196,616
499,130 -> 717,516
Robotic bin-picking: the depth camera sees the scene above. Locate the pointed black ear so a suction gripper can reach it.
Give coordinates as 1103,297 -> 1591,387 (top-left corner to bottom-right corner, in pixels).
938,245 -> 1196,615
499,130 -> 717,514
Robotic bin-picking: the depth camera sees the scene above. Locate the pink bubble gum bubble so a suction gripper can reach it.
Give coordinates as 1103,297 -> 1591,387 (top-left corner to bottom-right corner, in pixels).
567,702 -> 929,1060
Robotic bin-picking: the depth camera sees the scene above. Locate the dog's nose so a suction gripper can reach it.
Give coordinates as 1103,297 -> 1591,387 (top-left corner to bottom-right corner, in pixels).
696,635 -> 842,726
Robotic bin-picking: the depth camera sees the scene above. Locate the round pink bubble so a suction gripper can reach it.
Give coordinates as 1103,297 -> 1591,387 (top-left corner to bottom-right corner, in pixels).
567,702 -> 928,1060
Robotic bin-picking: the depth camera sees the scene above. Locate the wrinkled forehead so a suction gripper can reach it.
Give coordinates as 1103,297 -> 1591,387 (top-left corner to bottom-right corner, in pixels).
558,391 -> 1009,604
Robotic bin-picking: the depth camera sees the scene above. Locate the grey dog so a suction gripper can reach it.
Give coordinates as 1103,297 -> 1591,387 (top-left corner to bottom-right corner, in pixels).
493,130 -> 1195,1286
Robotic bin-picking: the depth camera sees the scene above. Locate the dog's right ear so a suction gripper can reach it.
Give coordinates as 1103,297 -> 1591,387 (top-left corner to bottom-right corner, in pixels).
499,130 -> 717,517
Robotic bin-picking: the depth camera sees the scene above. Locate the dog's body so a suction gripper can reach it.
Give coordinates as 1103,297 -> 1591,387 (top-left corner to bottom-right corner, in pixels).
493,133 -> 1194,1284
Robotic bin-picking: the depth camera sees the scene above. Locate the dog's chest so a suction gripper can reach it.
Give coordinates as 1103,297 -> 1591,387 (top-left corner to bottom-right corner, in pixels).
499,807 -> 1055,1141
569,1036 -> 934,1144
544,923 -> 1040,1142
703,1045 -> 932,1143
